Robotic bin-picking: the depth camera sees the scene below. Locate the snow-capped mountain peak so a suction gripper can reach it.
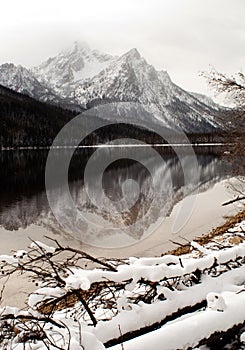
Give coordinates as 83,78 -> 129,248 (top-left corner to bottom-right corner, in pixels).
123,48 -> 141,59
0,43 -> 227,132
73,40 -> 90,52
73,48 -> 224,131
31,42 -> 116,97
74,47 -> 175,109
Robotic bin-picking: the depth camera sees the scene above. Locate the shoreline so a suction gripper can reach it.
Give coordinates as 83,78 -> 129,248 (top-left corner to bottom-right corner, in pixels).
0,198 -> 244,310
0,143 -> 231,151
166,206 -> 245,256
0,205 -> 244,349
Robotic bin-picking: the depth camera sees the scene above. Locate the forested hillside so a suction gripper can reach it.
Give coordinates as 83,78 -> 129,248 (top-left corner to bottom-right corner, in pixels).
0,85 -> 240,148
0,85 -> 76,147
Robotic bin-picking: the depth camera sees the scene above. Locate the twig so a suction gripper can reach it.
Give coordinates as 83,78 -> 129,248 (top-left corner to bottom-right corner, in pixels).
222,196 -> 245,206
118,325 -> 125,350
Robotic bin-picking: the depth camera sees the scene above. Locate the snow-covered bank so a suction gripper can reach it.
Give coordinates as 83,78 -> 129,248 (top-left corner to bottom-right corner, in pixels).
0,218 -> 244,350
110,291 -> 245,350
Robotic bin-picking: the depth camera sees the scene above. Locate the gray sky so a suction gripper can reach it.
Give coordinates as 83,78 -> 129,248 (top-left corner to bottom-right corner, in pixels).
0,0 -> 244,95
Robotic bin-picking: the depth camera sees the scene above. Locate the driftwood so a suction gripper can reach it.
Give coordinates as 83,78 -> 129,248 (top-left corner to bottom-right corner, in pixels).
198,321 -> 245,350
0,238 -> 245,349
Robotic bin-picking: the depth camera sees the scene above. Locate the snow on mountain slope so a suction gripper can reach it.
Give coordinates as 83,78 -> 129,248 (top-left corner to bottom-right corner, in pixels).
190,91 -> 222,110
0,43 -> 226,132
74,48 -> 223,132
32,41 -> 116,98
0,63 -> 58,102
0,62 -> 84,111
75,48 -> 172,106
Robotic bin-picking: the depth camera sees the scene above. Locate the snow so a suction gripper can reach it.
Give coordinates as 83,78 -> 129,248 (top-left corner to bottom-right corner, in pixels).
0,254 -> 18,265
28,287 -> 65,308
110,291 -> 245,350
116,295 -> 132,311
90,266 -> 245,343
0,306 -> 105,350
31,41 -> 116,98
0,306 -> 21,317
191,241 -> 210,254
0,63 -> 58,103
58,242 -> 245,288
206,292 -> 226,311
65,272 -> 91,291
22,235 -> 245,344
0,220 -> 245,349
0,42 -> 224,132
14,250 -> 27,258
241,332 -> 245,343
80,332 -> 105,350
73,49 -> 222,131
30,241 -> 56,253
72,60 -> 114,82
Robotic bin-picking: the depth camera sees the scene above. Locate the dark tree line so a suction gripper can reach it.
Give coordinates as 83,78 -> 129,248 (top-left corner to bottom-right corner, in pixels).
0,85 -> 78,147
0,83 -> 242,148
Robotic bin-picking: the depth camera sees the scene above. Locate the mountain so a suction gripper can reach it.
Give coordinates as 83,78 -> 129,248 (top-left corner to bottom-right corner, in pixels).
190,92 -> 221,110
0,63 -> 58,102
0,63 -> 84,112
0,85 -> 173,147
32,41 -> 116,98
0,42 -> 228,133
73,48 -> 224,132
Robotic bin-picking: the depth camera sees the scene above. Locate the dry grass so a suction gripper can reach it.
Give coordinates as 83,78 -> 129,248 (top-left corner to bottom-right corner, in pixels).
166,207 -> 245,256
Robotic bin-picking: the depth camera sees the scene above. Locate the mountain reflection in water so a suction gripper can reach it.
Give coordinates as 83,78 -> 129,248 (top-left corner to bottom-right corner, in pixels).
0,147 -> 234,247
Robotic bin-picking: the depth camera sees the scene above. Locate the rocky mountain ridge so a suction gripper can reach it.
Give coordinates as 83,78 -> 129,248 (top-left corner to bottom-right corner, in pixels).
0,42 -> 227,132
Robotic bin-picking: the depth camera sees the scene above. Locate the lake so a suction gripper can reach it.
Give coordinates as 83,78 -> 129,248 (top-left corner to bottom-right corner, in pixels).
0,146 -> 242,257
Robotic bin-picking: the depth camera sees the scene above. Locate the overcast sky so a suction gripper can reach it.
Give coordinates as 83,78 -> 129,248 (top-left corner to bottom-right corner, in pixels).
0,0 -> 244,95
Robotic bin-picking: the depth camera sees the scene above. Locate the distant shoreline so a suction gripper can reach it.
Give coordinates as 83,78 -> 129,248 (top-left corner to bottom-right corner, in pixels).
0,143 -> 233,151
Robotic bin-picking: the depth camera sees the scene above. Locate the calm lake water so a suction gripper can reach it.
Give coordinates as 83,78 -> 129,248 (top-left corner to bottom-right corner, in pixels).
0,146 -> 241,255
